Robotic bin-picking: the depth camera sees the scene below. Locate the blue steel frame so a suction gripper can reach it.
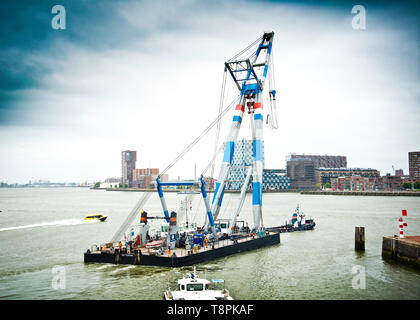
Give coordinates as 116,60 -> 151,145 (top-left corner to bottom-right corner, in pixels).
225,32 -> 273,97
155,177 -> 215,229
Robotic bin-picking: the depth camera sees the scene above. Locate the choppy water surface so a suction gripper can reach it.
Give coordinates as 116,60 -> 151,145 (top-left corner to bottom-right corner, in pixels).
0,188 -> 419,300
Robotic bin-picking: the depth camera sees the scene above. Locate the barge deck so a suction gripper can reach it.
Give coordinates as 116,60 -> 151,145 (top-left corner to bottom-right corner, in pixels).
84,232 -> 280,267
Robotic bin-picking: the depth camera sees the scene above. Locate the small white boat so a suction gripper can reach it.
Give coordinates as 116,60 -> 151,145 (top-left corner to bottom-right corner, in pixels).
164,267 -> 233,300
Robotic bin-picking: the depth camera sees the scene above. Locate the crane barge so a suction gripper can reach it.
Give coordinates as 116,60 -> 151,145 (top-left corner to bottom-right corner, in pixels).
84,31 -> 281,267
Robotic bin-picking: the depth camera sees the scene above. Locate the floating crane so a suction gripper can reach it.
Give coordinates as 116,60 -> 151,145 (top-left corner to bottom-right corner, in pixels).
109,31 -> 278,249
87,32 -> 281,267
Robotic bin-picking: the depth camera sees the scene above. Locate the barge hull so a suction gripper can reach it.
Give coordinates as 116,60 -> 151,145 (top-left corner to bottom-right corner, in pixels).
84,232 -> 280,267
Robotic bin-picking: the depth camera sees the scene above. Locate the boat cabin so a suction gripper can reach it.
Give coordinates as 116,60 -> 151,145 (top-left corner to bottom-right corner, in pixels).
178,277 -> 210,292
214,219 -> 249,234
164,269 -> 233,300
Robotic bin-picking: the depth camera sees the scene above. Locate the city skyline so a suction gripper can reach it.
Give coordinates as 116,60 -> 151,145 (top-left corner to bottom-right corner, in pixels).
1,0 -> 419,184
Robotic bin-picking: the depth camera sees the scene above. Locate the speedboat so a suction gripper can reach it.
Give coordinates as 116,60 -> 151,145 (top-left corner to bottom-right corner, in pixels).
84,214 -> 107,222
164,267 -> 233,300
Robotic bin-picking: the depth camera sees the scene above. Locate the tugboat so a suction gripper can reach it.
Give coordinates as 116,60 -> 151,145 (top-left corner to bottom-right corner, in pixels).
266,205 -> 315,233
84,214 -> 107,222
164,267 -> 233,300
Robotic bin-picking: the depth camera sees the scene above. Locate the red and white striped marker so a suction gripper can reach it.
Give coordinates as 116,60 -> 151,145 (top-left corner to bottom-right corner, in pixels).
399,210 -> 407,238
399,217 -> 404,238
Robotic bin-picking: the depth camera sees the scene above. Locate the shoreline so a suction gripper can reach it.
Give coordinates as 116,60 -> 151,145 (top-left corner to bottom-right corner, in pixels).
94,188 -> 420,196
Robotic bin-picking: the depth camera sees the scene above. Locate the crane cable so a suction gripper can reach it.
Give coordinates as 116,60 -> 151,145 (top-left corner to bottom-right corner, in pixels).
226,35 -> 263,62
159,94 -> 240,177
201,143 -> 224,178
266,50 -> 279,130
210,67 -> 227,179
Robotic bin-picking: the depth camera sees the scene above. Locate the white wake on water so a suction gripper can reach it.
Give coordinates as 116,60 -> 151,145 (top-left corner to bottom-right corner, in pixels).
0,218 -> 100,232
110,266 -> 135,274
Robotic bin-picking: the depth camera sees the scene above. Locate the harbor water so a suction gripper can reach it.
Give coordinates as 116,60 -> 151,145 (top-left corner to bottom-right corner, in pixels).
0,188 -> 419,300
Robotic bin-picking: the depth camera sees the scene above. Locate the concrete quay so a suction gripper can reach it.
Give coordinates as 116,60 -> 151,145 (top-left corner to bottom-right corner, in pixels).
301,190 -> 420,196
382,236 -> 420,269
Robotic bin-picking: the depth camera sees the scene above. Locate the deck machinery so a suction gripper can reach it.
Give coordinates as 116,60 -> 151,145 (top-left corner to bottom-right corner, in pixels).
84,32 -> 280,267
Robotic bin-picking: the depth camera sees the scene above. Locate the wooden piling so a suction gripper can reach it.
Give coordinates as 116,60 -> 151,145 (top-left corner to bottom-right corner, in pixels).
355,226 -> 365,251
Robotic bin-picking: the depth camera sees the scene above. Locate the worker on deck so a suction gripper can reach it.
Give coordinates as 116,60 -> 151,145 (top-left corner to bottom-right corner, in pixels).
205,236 -> 208,248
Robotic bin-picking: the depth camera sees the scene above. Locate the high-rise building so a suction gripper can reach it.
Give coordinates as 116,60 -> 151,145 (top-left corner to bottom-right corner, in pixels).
121,150 -> 137,187
408,151 -> 420,179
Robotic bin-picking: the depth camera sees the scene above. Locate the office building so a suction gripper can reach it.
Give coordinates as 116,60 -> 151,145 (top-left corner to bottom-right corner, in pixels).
263,169 -> 290,190
287,154 -> 347,169
286,157 -> 316,189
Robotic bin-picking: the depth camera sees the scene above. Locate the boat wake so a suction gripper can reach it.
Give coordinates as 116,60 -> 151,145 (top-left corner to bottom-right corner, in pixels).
0,218 -> 100,232
110,266 -> 135,274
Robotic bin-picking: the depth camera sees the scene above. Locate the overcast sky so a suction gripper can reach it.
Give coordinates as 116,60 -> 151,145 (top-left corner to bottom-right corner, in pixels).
0,0 -> 419,184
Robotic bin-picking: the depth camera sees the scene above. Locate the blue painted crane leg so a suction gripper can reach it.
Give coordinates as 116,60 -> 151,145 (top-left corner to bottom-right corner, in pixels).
210,95 -> 246,223
251,93 -> 264,231
200,177 -> 217,238
230,165 -> 253,235
156,178 -> 170,223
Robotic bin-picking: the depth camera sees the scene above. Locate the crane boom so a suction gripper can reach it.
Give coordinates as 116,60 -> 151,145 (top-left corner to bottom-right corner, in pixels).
210,32 -> 275,232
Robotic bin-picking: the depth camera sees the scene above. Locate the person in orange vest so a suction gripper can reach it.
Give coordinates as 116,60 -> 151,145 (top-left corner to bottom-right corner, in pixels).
205,236 -> 208,249
118,241 -> 122,251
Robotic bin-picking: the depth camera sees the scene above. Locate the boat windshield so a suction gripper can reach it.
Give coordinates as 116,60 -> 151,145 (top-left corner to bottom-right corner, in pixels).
187,283 -> 203,291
